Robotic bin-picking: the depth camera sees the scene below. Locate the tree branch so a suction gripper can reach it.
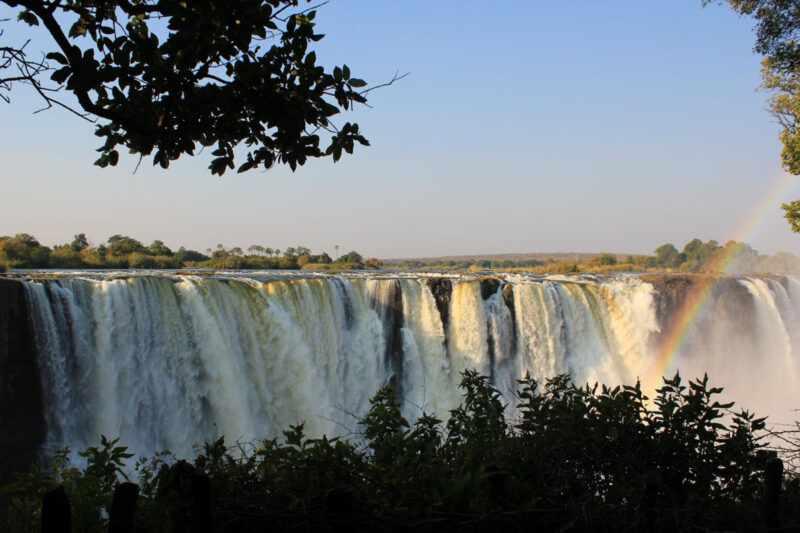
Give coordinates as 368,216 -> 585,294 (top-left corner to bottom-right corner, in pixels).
357,70 -> 409,108
16,0 -> 154,135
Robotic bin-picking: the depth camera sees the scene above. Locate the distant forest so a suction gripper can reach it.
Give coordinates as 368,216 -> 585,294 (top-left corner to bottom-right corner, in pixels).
0,233 -> 379,271
1,234 -> 798,274
385,238 -> 800,274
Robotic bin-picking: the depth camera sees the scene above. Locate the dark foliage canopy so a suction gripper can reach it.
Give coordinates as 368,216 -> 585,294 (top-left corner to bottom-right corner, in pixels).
709,0 -> 800,73
2,371 -> 790,532
1,0 -> 376,174
706,1 -> 800,230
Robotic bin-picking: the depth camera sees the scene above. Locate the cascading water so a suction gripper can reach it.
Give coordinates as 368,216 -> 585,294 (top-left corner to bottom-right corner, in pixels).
675,276 -> 800,424
18,271 -> 800,459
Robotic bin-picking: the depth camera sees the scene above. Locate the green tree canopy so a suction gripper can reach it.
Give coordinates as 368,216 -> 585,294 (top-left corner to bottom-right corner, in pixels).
107,234 -> 144,256
682,238 -> 704,262
248,245 -> 265,256
0,233 -> 50,267
707,1 -> 800,231
697,239 -> 721,263
783,199 -> 800,232
1,0 -> 379,175
70,233 -> 88,252
176,246 -> 209,262
337,250 -> 363,264
598,253 -> 617,266
654,243 -> 683,268
148,240 -> 172,256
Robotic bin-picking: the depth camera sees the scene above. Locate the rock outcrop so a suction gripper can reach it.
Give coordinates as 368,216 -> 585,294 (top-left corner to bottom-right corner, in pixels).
425,277 -> 452,329
479,277 -> 501,300
0,278 -> 45,483
383,280 -> 405,389
640,274 -> 758,345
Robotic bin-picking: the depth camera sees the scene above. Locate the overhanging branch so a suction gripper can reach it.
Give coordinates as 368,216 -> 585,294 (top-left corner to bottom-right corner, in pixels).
15,0 -> 154,135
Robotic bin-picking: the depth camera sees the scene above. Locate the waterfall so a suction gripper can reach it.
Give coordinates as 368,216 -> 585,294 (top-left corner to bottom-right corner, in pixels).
20,272 -> 800,458
675,277 -> 800,425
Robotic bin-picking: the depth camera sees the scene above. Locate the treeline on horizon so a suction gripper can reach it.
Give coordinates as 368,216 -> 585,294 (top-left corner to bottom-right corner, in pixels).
0,233 -> 381,271
388,238 -> 800,275
1,233 -> 799,274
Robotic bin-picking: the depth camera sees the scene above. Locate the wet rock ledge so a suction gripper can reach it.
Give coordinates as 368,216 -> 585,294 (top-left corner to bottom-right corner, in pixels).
0,278 -> 45,483
639,273 -> 775,340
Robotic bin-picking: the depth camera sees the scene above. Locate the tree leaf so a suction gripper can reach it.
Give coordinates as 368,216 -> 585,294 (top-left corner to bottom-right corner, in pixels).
17,10 -> 39,26
69,20 -> 88,38
50,67 -> 72,84
46,52 -> 69,65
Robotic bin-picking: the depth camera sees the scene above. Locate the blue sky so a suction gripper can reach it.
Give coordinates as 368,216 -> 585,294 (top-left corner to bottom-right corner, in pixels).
2,1 -> 799,258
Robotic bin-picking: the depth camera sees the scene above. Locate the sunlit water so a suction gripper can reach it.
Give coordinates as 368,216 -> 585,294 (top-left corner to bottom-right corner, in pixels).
19,271 -> 800,458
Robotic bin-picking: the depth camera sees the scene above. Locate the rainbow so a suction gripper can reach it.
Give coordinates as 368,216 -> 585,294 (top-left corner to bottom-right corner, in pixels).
644,171 -> 798,393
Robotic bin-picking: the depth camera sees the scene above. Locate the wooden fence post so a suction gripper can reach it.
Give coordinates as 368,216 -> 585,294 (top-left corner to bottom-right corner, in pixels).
190,472 -> 213,533
762,456 -> 783,530
166,461 -> 214,532
108,482 -> 139,533
326,486 -> 355,533
41,486 -> 70,533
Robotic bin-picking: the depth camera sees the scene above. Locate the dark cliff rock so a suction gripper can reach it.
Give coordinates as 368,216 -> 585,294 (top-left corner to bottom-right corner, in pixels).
479,278 -> 501,300
713,285 -> 758,337
641,274 -> 697,333
501,283 -> 515,324
639,274 -> 757,344
425,277 -> 452,329
0,278 -> 45,483
383,280 -> 405,390
774,275 -> 790,292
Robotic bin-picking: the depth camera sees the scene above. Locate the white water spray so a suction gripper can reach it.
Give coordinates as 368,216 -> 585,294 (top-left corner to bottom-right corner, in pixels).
21,272 -> 800,458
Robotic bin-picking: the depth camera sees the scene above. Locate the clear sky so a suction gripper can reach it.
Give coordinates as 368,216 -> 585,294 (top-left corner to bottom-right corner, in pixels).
2,0 -> 800,259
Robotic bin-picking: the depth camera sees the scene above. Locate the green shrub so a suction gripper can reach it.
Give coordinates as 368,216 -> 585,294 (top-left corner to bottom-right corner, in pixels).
152,255 -> 181,269
1,437 -> 132,533
128,253 -> 156,269
49,247 -> 85,269
301,263 -> 332,270
1,372 -> 789,531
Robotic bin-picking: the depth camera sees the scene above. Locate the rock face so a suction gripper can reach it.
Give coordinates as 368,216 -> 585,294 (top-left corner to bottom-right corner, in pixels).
479,277 -> 501,300
640,274 -> 759,345
501,283 -> 515,324
0,278 -> 45,483
425,278 -> 452,329
383,280 -> 405,390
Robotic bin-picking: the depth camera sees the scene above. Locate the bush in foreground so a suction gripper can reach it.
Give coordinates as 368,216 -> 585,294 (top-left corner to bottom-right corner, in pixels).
1,371 -> 794,531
